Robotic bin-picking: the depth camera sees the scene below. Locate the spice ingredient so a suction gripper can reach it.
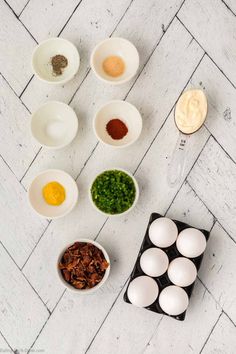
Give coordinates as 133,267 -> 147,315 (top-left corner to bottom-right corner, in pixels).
43,181 -> 66,206
102,55 -> 125,77
91,170 -> 136,214
51,54 -> 68,76
106,118 -> 128,140
59,242 -> 109,289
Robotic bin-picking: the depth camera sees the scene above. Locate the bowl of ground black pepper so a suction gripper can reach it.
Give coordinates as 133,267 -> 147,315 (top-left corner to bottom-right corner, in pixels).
32,38 -> 80,84
93,100 -> 142,148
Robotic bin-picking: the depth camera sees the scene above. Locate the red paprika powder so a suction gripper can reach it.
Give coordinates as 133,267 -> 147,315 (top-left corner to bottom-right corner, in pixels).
106,118 -> 128,140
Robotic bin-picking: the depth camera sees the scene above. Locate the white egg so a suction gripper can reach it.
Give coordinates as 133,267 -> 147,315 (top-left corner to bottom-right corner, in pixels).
176,228 -> 206,258
127,276 -> 159,307
167,257 -> 197,287
149,217 -> 178,248
159,285 -> 189,316
140,248 -> 169,277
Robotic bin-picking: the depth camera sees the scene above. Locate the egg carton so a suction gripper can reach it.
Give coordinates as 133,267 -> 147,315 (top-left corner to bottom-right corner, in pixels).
123,212 -> 210,321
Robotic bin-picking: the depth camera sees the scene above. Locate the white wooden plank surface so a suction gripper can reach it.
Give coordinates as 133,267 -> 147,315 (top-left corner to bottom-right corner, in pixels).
87,286 -> 163,354
0,157 -> 48,268
0,333 -> 12,353
188,137 -> 236,238
21,0 -> 132,112
22,180 -> 106,311
31,290 -> 116,354
223,0 -> 236,14
21,17 -> 203,190
0,0 -> 235,352
84,183 -> 215,354
178,0 -> 236,87
0,244 -> 49,350
190,55 -> 236,162
202,313 -> 236,354
5,0 -> 29,15
166,182 -> 214,231
0,1 -> 36,95
29,102 -> 210,353
199,223 -> 236,324
22,18 -> 205,311
20,0 -> 81,41
0,75 -> 40,180
144,281 -> 221,354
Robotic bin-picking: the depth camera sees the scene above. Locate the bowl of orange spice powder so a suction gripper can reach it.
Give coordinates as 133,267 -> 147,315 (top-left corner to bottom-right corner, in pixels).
28,169 -> 79,219
90,37 -> 139,85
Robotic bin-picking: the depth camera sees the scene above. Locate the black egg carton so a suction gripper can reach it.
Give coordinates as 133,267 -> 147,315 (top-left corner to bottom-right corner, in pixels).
123,212 -> 210,321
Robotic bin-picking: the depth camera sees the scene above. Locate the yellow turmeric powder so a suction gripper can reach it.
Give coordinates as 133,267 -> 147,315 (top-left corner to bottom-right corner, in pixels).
43,181 -> 65,206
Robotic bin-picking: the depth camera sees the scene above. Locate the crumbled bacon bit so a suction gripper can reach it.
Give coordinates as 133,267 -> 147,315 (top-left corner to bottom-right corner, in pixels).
59,242 -> 109,289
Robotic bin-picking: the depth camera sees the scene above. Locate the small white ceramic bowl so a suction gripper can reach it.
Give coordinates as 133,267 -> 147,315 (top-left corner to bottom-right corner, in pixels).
89,168 -> 139,216
31,101 -> 78,149
90,37 -> 139,85
93,100 -> 142,148
57,239 -> 110,294
32,37 -> 80,84
28,169 -> 79,219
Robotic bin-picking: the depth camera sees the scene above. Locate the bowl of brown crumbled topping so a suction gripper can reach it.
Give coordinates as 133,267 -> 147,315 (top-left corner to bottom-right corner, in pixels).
32,37 -> 80,85
57,239 -> 110,293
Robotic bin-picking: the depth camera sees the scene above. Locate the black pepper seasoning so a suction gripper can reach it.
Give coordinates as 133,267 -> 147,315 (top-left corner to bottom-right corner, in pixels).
51,55 -> 68,76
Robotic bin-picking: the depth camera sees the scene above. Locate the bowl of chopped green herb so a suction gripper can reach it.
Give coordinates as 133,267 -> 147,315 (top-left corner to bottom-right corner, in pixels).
89,169 -> 139,216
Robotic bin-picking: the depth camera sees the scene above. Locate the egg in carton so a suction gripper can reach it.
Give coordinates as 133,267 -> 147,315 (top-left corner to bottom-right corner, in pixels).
123,213 -> 210,321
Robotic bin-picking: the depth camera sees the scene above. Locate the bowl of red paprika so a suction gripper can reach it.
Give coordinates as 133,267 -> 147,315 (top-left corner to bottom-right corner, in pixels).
93,100 -> 142,148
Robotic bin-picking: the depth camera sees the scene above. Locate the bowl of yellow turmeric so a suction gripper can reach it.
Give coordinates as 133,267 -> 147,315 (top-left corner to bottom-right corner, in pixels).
28,169 -> 79,219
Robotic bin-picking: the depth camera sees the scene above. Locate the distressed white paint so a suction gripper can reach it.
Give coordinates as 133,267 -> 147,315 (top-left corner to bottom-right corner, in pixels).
22,0 -> 184,113
202,313 -> 236,354
0,244 -> 49,350
20,0 -> 81,41
5,0 -> 29,15
22,194 -> 106,310
188,137 -> 236,238
29,101 -> 210,353
167,182 -> 214,231
32,290 -> 116,354
144,281 -> 221,354
23,18 -> 205,312
21,0 -> 132,112
223,0 -> 236,14
179,0 -> 236,86
21,0 -> 184,116
0,0 -> 235,352
0,157 -> 48,268
0,333 -> 12,353
0,75 -> 40,179
190,55 -> 236,161
199,223 -> 236,324
21,17 -> 203,189
85,184 -> 215,354
0,1 -> 36,95
87,286 -> 162,354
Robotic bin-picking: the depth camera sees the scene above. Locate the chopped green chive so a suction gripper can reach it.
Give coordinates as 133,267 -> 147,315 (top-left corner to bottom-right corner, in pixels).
91,170 -> 136,215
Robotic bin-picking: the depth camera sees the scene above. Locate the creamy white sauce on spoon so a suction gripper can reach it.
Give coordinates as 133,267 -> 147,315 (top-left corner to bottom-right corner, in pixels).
175,89 -> 207,134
